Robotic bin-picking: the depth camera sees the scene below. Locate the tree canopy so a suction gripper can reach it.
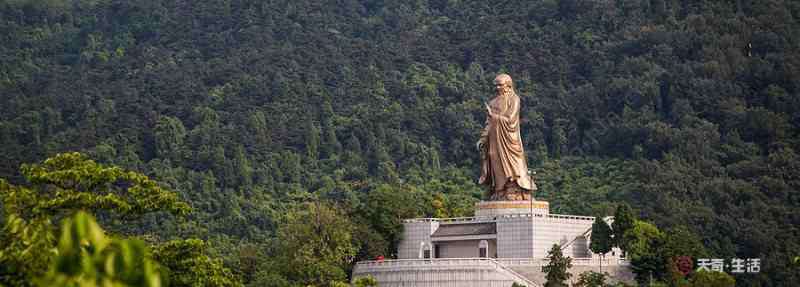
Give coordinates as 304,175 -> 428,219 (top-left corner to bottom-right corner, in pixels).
0,153 -> 240,287
542,244 -> 573,287
590,216 -> 613,273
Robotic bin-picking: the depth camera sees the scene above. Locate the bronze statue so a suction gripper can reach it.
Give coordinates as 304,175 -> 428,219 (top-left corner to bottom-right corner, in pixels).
478,74 -> 536,201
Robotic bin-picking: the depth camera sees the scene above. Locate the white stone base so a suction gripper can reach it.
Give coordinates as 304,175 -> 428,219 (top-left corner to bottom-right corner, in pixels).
352,258 -> 540,287
475,200 -> 550,217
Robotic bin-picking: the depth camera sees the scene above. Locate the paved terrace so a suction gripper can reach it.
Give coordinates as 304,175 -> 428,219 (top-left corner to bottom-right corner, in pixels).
353,258 -> 541,287
353,257 -> 631,287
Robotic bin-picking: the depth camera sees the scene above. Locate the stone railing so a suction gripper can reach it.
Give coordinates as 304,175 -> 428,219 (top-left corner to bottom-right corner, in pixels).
354,258 -> 541,287
497,257 -> 630,267
403,216 -> 495,224
404,213 -> 595,224
537,213 -> 595,221
489,258 -> 543,287
560,226 -> 593,251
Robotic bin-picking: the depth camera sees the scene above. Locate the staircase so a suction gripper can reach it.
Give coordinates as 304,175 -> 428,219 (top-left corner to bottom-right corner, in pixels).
489,258 -> 543,287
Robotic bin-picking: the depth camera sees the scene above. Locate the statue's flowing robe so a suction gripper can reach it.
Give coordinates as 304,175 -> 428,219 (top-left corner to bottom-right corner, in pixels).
479,92 -> 535,192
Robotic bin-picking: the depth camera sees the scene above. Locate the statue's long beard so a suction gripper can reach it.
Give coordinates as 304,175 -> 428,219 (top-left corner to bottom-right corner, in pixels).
496,87 -> 515,98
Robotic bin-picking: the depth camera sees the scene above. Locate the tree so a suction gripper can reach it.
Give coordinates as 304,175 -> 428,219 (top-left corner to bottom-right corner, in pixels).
612,203 -> 636,253
590,217 -> 613,273
0,153 -> 240,287
551,119 -> 567,158
321,101 -> 342,158
573,271 -> 608,287
0,152 -> 190,286
36,211 -> 164,287
265,202 -> 357,286
359,184 -> 421,255
232,145 -> 253,188
154,116 -> 187,163
352,276 -> 378,287
541,244 -> 572,287
15,152 -> 190,217
624,221 -> 666,285
661,226 -> 708,260
245,110 -> 272,157
305,121 -> 321,162
689,270 -> 735,287
151,239 -> 242,287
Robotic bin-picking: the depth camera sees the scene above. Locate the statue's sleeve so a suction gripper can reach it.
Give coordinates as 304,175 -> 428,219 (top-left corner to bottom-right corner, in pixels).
478,118 -> 489,151
499,96 -> 520,133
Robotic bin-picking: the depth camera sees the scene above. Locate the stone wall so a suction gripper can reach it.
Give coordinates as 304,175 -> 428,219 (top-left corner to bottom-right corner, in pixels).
437,240 -> 479,258
530,214 -> 595,259
434,239 -> 498,258
496,215 -> 534,258
353,258 -> 540,287
398,220 -> 439,259
510,264 -> 635,285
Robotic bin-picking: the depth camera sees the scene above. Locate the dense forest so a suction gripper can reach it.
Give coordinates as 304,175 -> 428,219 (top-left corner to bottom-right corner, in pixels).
1,0 -> 799,286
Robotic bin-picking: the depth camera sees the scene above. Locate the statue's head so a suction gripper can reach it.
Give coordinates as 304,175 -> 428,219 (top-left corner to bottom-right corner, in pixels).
494,74 -> 514,96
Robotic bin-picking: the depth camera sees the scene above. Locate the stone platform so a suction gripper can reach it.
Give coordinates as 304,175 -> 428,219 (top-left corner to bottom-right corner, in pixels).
358,199 -> 634,286
474,200 -> 550,217
352,258 -> 539,287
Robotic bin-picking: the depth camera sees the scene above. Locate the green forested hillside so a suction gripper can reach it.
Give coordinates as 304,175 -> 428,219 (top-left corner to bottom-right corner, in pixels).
1,0 -> 799,285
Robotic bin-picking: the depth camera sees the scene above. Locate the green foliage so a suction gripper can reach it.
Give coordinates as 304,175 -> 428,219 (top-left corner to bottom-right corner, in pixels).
151,239 -> 242,287
154,116 -> 188,163
689,270 -> 735,287
36,211 -> 164,287
532,158 -> 638,217
262,202 -> 357,286
16,152 -> 190,218
621,221 -> 713,286
0,153 -> 238,287
352,276 -> 378,287
625,221 -> 664,261
590,217 -> 613,256
246,270 -> 290,287
611,204 -> 636,252
590,216 -> 613,273
359,184 -> 420,255
541,244 -> 572,287
573,271 -> 609,287
0,153 -> 190,285
661,226 -> 708,260
0,204 -> 56,286
624,221 -> 666,285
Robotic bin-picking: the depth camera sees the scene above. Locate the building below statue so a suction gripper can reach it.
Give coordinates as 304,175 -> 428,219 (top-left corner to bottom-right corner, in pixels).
352,200 -> 634,287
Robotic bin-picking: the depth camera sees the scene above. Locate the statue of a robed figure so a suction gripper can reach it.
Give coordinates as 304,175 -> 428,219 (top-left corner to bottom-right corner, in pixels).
478,74 -> 536,201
